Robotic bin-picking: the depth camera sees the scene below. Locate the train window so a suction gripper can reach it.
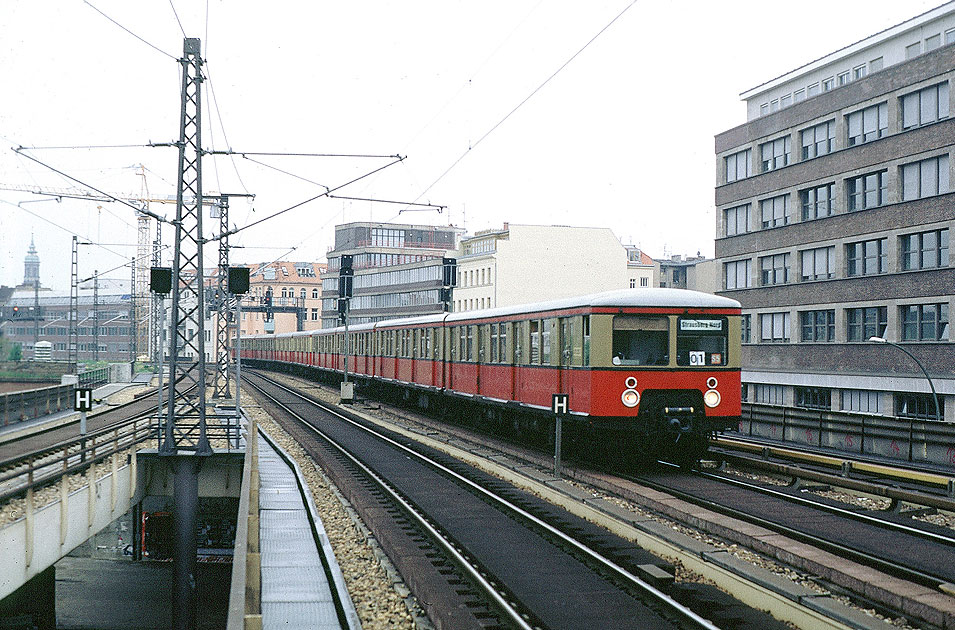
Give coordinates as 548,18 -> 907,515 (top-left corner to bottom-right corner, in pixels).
529,320 -> 541,364
542,319 -> 553,364
466,326 -> 475,361
490,324 -> 499,362
612,316 -> 669,366
499,323 -> 509,363
582,316 -> 590,366
676,318 -> 728,366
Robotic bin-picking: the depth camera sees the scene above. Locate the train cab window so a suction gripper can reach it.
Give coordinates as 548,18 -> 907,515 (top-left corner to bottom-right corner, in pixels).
529,320 -> 541,364
612,316 -> 669,366
676,318 -> 728,366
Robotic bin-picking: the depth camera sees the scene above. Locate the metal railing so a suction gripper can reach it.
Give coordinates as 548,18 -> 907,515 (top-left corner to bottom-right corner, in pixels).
0,413 -> 242,504
0,384 -> 74,428
736,402 -> 955,465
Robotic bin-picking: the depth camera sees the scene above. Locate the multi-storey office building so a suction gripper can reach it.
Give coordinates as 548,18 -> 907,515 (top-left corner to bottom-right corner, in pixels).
715,4 -> 955,421
320,222 -> 460,328
0,280 -> 134,362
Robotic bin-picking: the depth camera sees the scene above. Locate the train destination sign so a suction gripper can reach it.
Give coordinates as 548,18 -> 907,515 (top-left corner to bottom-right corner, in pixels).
680,319 -> 723,331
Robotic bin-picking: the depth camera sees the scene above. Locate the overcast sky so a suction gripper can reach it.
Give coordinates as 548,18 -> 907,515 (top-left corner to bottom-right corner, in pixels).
0,0 -> 945,290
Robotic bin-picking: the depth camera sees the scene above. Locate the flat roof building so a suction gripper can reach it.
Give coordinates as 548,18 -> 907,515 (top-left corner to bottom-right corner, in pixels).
320,222 -> 460,328
455,224 -> 656,312
715,3 -> 955,421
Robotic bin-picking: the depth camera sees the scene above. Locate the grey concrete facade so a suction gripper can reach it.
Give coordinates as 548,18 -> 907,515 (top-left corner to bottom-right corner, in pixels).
715,14 -> 955,421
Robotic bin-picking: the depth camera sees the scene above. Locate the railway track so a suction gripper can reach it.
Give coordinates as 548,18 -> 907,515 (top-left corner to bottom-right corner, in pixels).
243,370 -> 796,630
635,463 -> 955,591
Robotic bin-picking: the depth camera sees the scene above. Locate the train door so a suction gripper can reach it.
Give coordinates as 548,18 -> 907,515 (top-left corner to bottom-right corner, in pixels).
475,325 -> 483,395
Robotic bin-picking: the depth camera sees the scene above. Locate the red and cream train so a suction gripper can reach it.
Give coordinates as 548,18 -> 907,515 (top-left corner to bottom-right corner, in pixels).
241,288 -> 743,464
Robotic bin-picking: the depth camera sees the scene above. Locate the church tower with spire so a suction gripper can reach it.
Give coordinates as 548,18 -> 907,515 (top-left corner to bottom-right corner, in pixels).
19,235 -> 40,289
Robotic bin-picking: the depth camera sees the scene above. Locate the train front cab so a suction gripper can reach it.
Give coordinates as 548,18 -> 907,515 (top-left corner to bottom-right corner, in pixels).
589,308 -> 741,463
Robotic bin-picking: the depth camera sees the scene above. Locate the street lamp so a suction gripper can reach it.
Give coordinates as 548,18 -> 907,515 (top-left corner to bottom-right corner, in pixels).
868,336 -> 941,461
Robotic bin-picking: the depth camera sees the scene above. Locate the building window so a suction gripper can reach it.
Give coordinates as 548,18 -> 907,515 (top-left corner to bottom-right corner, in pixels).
760,103 -> 769,116
900,228 -> 949,271
901,303 -> 949,341
800,246 -> 834,281
759,195 -> 789,228
760,253 -> 790,286
780,94 -> 792,109
629,278 -> 636,289
926,34 -> 941,51
846,238 -> 887,276
371,228 -> 405,247
741,314 -> 751,343
896,392 -> 943,420
947,28 -> 955,45
754,384 -> 785,405
901,155 -> 950,201
905,42 -> 921,59
770,99 -> 779,112
795,386 -> 831,410
901,82 -> 949,129
807,83 -> 820,97
724,204 -> 750,236
760,136 -> 790,172
794,88 -> 806,103
312,288 -> 319,299
870,57 -> 883,72
759,312 -> 790,343
847,170 -> 886,210
846,103 -> 887,146
800,184 -> 833,220
853,64 -> 867,80
823,77 -> 834,91
311,308 -> 319,321
724,149 -> 751,183
837,71 -> 850,86
800,121 -> 834,159
800,310 -> 835,342
841,390 -> 880,413
724,259 -> 751,290
846,306 -> 887,341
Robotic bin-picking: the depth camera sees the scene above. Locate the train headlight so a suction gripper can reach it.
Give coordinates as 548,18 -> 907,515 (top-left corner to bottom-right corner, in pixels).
704,389 -> 721,408
621,389 -> 640,408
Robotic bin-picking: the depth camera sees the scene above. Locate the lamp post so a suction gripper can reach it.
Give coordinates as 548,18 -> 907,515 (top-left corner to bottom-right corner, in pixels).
868,336 -> 941,461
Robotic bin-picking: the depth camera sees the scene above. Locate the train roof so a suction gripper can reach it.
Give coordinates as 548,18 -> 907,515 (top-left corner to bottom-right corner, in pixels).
244,289 -> 740,340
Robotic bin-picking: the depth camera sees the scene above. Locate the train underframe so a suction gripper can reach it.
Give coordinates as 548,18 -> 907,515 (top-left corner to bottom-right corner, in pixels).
246,359 -> 736,469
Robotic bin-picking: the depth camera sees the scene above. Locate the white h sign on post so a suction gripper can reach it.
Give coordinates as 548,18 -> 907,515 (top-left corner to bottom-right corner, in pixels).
552,393 -> 569,476
74,388 -> 93,412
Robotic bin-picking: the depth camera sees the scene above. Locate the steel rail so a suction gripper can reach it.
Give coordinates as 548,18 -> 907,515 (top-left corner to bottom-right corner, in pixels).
247,371 -> 722,630
695,466 -> 955,546
640,461 -> 952,590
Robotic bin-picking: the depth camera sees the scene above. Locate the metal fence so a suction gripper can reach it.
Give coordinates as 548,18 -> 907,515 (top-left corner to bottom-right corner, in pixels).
735,403 -> 955,467
0,384 -> 74,428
